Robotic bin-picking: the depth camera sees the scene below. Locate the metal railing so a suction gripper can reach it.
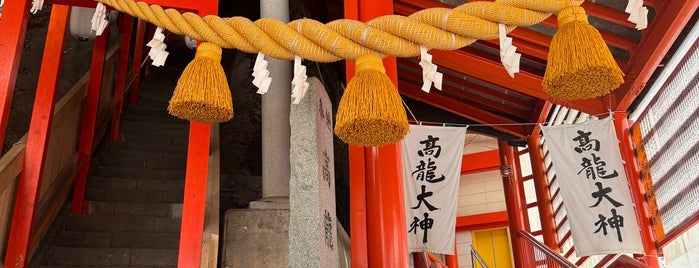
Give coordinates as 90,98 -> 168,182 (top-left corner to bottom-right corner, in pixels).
470,245 -> 490,268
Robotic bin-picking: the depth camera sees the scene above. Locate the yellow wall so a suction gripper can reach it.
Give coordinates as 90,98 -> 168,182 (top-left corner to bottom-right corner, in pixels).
472,227 -> 513,268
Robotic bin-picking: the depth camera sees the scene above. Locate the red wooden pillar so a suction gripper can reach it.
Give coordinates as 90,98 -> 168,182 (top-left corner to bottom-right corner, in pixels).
497,140 -> 533,267
445,240 -> 459,268
527,134 -> 560,251
344,1 -> 367,266
70,27 -> 110,214
613,112 -> 661,268
127,18 -> 147,105
3,5 -> 70,268
177,1 -> 216,267
349,145 -> 369,267
0,0 -> 32,156
109,14 -> 134,141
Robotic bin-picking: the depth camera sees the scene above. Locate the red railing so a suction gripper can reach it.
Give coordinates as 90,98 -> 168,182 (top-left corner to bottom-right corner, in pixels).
516,231 -> 577,268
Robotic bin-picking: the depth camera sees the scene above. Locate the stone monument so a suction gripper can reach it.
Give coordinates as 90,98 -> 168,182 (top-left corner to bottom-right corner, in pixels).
289,77 -> 339,268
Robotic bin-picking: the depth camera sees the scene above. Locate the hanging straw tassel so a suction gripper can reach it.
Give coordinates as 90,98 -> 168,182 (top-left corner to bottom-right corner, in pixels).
543,5 -> 624,100
168,42 -> 233,122
334,54 -> 409,147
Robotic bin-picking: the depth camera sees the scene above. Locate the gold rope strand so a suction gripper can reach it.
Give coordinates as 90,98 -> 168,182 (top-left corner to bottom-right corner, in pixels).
98,0 -> 583,62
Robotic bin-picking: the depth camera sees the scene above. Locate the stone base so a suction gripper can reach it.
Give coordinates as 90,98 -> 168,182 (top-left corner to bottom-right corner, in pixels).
249,196 -> 290,210
222,209 -> 290,268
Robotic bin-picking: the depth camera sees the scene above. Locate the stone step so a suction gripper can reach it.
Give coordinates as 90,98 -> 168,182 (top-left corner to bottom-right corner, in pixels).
120,120 -> 189,134
95,155 -> 186,170
121,113 -> 187,125
99,139 -> 188,154
88,202 -> 182,218
65,214 -> 181,233
92,166 -> 185,180
88,176 -> 185,192
53,231 -> 180,249
95,147 -> 186,162
86,188 -> 183,203
45,247 -> 177,267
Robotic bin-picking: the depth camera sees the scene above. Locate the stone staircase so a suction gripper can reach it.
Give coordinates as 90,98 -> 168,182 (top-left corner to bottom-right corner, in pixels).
33,66 -> 192,267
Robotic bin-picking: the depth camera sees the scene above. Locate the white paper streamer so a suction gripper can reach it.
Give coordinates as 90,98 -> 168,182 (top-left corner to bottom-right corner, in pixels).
90,3 -> 109,36
1,0 -> 6,18
30,0 -> 43,14
419,46 -> 443,93
625,0 -> 648,30
499,24 -> 521,78
252,52 -> 272,94
291,56 -> 310,104
146,27 -> 169,67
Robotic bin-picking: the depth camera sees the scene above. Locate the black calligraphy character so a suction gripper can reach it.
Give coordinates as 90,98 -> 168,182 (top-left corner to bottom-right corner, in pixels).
322,151 -> 331,188
419,213 -> 434,243
407,213 -> 435,243
594,214 -> 608,236
572,130 -> 600,153
323,210 -> 334,249
412,185 -> 439,211
411,159 -> 445,183
590,182 -> 623,208
607,208 -> 625,242
418,135 -> 442,158
577,153 -> 619,180
409,216 -> 421,234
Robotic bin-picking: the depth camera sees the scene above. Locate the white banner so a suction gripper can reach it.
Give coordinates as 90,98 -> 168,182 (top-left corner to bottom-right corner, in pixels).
541,117 -> 643,256
402,125 -> 466,254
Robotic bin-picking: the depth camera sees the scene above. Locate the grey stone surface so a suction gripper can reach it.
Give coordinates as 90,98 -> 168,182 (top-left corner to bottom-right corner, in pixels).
289,78 -> 339,268
223,209 -> 290,268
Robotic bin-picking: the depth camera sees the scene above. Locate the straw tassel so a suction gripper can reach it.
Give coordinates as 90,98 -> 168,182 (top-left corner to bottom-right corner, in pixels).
543,5 -> 624,100
334,54 -> 409,147
168,42 -> 233,123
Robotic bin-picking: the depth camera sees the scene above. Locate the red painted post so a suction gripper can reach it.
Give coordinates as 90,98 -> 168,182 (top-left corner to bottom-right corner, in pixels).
445,240 -> 459,268
127,19 -> 147,105
498,140 -> 534,267
355,0 -> 409,266
3,5 -> 70,268
70,27 -> 110,214
177,1 -> 215,266
613,112 -> 661,268
109,14 -> 134,141
527,134 -> 560,252
349,145 -> 369,268
0,0 -> 32,156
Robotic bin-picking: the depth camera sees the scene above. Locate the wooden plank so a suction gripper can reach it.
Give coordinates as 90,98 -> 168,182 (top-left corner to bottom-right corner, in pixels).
0,135 -> 27,194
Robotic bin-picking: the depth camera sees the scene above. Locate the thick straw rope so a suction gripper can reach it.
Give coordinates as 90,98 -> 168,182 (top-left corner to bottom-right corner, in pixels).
98,0 -> 584,62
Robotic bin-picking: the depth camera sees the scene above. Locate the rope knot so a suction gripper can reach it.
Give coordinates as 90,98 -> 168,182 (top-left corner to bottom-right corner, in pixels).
355,54 -> 386,73
195,42 -> 222,61
557,5 -> 588,26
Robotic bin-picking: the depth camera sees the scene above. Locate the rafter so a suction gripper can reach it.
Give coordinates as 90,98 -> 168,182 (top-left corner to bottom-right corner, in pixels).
398,70 -> 531,118
397,58 -> 535,110
399,81 -> 527,138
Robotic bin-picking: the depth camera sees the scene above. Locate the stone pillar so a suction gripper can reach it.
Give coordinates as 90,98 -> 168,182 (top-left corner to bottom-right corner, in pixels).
255,0 -> 292,207
289,78 -> 339,267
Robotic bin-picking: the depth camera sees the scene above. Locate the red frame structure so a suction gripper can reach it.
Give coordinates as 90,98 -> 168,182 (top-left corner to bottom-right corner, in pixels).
4,5 -> 71,267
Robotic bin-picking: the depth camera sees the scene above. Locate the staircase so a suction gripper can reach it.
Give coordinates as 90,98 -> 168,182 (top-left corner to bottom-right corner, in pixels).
33,60 -> 191,267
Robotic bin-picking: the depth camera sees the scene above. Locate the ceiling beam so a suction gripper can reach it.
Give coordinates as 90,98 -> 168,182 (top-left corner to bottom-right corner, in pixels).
397,58 -> 535,110
399,81 -> 527,138
428,49 -> 606,113
398,70 -> 530,118
613,0 -> 698,112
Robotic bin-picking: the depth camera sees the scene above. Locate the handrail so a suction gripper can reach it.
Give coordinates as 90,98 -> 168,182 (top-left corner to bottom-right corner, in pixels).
470,245 -> 489,268
517,231 -> 577,268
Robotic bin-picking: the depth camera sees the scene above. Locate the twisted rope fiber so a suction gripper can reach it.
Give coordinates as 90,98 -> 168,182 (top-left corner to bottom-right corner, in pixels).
98,0 -> 584,62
